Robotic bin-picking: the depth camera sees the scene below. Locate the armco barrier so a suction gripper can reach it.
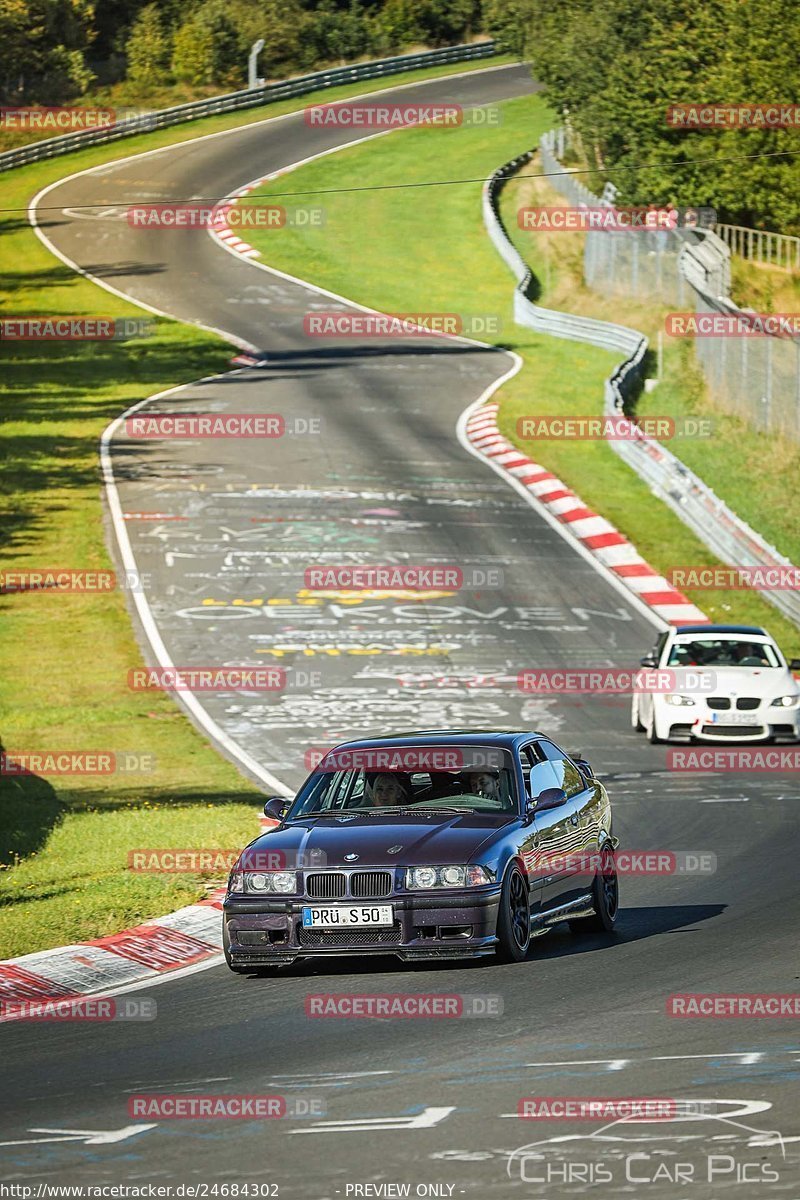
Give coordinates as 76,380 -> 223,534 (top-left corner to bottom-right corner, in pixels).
483,148 -> 800,630
0,41 -> 497,173
538,131 -> 800,444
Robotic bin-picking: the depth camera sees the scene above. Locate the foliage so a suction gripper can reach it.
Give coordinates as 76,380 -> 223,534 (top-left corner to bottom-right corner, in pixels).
0,0 -> 486,104
526,0 -> 800,233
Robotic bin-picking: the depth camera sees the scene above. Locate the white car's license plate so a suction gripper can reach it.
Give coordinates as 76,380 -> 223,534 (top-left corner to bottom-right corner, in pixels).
709,711 -> 759,724
301,905 -> 394,929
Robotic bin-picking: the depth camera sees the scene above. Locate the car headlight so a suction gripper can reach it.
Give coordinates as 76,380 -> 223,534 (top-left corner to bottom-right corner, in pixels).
408,866 -> 438,890
270,871 -> 297,893
770,695 -> 800,708
233,871 -> 298,894
405,865 -> 493,889
665,694 -> 696,707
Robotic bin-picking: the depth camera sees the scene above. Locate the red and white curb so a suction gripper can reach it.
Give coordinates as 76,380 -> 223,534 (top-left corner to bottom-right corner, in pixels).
465,402 -> 708,627
0,890 -> 226,1014
210,185 -> 262,259
0,817 -> 281,1010
211,171 -> 290,260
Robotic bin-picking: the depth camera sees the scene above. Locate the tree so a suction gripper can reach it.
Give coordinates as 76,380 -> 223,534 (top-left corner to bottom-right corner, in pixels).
0,0 -> 95,103
125,3 -> 170,88
170,17 -> 215,86
483,0 -> 537,60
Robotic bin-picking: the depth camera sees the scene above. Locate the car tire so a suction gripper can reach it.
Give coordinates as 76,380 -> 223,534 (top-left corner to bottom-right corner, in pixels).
495,865 -> 531,962
569,845 -> 619,934
647,713 -> 664,744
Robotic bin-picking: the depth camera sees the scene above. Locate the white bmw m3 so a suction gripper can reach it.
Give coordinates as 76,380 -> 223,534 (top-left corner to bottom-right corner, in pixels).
632,624 -> 800,744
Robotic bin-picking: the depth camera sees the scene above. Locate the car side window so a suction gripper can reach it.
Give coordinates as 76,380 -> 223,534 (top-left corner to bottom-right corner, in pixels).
522,744 -> 559,801
539,741 -> 586,799
654,632 -> 668,664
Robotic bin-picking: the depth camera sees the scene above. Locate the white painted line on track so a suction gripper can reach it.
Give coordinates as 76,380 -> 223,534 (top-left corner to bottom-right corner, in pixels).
0,1125 -> 156,1148
290,1106 -> 455,1134
700,797 -> 749,803
524,1051 -> 773,1068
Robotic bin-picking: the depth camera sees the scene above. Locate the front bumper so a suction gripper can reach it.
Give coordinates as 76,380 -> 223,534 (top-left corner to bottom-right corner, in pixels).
223,887 -> 502,964
665,709 -> 800,743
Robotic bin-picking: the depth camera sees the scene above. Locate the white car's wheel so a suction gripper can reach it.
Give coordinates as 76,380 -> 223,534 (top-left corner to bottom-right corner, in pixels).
647,710 -> 664,744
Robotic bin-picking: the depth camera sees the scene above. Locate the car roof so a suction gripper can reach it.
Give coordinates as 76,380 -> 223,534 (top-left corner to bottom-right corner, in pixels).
321,730 -> 543,752
672,624 -> 768,636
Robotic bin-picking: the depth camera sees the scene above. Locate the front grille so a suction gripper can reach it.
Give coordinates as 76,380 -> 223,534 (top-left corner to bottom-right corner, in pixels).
351,871 -> 392,898
701,724 -> 763,737
736,697 -> 760,710
306,872 -> 346,899
707,697 -> 731,710
298,922 -> 403,948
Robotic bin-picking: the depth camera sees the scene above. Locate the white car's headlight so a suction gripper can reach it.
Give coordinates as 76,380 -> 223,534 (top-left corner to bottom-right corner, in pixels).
770,695 -> 800,708
405,865 -> 492,889
665,694 -> 696,707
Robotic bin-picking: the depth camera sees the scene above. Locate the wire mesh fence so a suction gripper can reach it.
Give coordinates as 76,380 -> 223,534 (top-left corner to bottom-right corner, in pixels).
538,131 -> 800,443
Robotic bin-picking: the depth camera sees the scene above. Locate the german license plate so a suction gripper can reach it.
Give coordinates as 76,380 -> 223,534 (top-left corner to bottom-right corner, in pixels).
710,711 -> 759,724
301,905 -> 394,928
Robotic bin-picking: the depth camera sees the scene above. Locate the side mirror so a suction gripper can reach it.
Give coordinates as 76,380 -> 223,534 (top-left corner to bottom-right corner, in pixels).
639,653 -> 658,668
263,796 -> 289,821
571,755 -> 594,781
789,659 -> 800,671
530,786 -> 568,814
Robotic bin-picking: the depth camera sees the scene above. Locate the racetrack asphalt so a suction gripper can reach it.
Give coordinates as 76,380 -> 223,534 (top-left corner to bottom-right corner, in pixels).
2,63 -> 798,1197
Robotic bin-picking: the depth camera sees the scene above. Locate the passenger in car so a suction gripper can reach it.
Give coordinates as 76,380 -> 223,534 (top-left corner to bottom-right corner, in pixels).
366,772 -> 411,807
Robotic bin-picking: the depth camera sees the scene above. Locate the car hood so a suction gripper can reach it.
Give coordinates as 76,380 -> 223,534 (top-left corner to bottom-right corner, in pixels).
689,667 -> 796,700
240,813 -> 514,868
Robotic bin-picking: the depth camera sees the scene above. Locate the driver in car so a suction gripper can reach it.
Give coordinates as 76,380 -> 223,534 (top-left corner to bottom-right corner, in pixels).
465,770 -> 501,801
733,642 -> 768,666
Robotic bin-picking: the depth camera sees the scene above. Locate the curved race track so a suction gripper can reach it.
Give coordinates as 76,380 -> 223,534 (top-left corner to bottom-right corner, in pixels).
2,63 -> 799,1198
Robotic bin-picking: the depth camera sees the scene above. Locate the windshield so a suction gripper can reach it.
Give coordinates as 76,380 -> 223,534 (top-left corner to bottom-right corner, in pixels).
667,639 -> 780,668
288,744 -> 517,818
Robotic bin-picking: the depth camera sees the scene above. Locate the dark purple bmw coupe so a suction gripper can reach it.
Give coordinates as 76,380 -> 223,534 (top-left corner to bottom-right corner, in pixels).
222,730 -> 619,971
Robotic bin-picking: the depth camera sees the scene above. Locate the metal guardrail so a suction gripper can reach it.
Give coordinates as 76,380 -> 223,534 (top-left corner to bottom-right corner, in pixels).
537,132 -> 800,446
716,222 -> 800,272
483,148 -> 800,630
0,41 -> 497,173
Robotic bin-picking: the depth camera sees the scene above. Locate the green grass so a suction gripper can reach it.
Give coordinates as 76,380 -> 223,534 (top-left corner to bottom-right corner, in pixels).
0,803 -> 256,955
504,169 -> 800,573
0,56 -> 512,958
241,92 -> 800,657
